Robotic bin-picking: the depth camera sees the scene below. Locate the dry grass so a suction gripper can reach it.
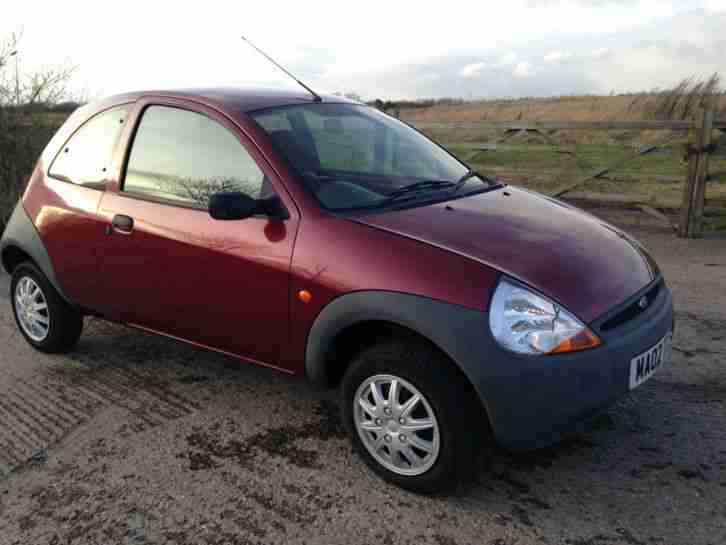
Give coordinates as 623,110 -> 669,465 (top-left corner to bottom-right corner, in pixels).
401,93 -> 726,123
646,74 -> 725,121
400,76 -> 726,124
400,78 -> 725,152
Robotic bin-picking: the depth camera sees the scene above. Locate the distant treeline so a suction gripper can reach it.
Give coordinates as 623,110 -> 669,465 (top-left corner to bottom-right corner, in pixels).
368,98 -> 470,111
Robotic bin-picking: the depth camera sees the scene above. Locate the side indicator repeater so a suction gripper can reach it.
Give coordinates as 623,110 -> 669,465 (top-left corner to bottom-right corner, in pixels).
298,290 -> 312,303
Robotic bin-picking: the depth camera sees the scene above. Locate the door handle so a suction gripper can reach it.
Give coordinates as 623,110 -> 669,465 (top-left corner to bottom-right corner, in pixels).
110,214 -> 134,234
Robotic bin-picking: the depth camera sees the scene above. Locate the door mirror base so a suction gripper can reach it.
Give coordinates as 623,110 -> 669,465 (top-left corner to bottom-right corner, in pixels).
257,196 -> 289,220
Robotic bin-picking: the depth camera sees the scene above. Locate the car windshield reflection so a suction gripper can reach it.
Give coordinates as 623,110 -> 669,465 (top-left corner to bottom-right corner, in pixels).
250,103 -> 489,212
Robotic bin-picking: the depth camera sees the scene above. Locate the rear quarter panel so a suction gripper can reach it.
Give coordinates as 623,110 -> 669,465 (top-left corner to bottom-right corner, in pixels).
23,171 -> 108,302
21,99 -> 133,306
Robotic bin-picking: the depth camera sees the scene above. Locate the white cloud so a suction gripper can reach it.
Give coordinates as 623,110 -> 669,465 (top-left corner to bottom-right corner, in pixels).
544,50 -> 573,62
584,41 -> 726,93
704,0 -> 726,11
1,0 -> 723,100
513,61 -> 533,78
500,51 -> 519,65
459,61 -> 486,78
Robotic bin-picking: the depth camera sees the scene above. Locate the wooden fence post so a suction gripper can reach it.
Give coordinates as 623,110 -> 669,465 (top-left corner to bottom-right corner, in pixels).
679,108 -> 714,238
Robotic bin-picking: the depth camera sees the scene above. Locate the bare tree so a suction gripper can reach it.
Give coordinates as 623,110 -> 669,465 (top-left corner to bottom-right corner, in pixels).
0,31 -> 76,232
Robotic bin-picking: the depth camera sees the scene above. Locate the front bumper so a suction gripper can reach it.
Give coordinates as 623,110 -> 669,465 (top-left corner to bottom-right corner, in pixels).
306,282 -> 673,453
470,278 -> 673,451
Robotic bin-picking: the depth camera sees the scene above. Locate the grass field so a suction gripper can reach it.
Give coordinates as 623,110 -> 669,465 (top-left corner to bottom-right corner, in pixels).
398,94 -> 726,226
399,93 -> 726,124
444,141 -> 726,203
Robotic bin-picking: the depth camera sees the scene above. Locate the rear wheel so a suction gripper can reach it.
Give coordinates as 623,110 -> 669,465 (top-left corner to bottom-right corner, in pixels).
10,262 -> 83,353
341,340 -> 483,493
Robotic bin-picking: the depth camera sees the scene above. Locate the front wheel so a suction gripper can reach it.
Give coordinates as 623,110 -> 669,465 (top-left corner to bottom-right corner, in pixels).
341,340 -> 483,493
10,262 -> 83,353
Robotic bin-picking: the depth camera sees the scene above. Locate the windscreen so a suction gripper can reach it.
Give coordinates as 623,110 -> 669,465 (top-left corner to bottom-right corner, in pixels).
250,103 -> 472,212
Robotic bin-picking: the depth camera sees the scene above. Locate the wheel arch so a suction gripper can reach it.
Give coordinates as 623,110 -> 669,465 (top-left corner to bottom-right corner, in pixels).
1,244 -> 34,276
305,290 -> 494,429
312,319 -> 443,389
0,202 -> 76,306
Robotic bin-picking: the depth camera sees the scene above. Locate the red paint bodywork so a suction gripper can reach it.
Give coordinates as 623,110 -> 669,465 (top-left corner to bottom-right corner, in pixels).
21,88 -> 654,375
354,188 -> 655,323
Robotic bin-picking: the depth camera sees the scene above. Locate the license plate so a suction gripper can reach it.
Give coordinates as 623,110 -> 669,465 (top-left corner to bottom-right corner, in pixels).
629,332 -> 672,390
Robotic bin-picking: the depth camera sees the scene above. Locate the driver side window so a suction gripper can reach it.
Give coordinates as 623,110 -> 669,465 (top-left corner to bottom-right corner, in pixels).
123,106 -> 266,208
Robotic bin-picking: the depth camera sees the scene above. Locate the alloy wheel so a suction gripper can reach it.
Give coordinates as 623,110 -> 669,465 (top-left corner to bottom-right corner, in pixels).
354,374 -> 441,476
14,276 -> 50,342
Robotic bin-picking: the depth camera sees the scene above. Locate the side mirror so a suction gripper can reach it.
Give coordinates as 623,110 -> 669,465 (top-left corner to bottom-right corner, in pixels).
208,192 -> 290,221
209,192 -> 259,220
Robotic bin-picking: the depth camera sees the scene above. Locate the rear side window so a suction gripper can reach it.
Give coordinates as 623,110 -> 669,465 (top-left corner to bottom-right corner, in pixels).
123,106 -> 265,208
49,105 -> 129,189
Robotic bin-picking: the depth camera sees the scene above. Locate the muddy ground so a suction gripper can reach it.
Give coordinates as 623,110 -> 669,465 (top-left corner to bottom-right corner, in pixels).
0,214 -> 725,545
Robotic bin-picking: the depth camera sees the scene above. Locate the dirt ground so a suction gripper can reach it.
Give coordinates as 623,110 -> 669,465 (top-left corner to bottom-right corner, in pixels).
0,211 -> 725,545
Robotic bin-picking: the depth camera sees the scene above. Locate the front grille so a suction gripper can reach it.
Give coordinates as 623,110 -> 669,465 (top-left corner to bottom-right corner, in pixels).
600,280 -> 662,332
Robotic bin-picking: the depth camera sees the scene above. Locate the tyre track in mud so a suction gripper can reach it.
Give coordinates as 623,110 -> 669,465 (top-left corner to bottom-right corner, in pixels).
0,364 -> 200,476
0,274 -> 202,476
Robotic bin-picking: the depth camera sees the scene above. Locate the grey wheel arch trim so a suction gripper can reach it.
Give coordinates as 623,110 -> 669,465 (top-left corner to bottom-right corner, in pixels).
0,202 -> 76,307
304,290 -> 495,428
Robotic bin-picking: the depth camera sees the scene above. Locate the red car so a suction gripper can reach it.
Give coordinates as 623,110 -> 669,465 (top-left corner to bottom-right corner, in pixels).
1,88 -> 673,492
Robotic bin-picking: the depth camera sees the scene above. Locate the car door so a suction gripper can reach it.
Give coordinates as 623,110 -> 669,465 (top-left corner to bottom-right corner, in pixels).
96,99 -> 298,368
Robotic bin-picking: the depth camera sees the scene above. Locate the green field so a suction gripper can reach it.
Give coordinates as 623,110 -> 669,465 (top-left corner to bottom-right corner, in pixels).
442,141 -> 726,205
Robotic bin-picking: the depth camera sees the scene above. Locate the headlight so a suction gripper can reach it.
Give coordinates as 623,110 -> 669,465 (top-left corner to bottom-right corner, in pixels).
489,278 -> 602,355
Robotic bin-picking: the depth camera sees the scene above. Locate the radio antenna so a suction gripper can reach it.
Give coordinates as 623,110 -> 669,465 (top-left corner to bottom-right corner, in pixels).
241,35 -> 322,102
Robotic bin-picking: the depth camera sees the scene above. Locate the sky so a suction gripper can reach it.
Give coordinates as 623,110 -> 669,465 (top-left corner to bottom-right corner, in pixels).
2,0 -> 726,101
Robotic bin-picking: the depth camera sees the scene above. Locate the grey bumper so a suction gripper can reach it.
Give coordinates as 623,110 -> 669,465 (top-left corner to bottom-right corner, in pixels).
306,281 -> 673,452
469,279 -> 673,451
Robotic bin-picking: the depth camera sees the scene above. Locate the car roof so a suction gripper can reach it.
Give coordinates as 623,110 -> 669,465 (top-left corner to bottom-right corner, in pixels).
100,87 -> 361,115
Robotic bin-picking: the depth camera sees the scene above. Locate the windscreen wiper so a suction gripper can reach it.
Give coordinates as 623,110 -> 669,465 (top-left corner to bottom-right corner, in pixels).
382,180 -> 456,203
451,170 -> 502,193
451,170 -> 499,194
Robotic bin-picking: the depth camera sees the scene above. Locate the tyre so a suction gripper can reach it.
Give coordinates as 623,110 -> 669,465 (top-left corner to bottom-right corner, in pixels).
341,340 -> 483,494
10,262 -> 83,353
